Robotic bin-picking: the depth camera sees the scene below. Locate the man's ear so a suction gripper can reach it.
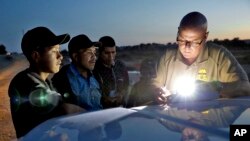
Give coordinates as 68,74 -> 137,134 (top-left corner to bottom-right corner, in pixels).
31,51 -> 40,63
205,31 -> 209,39
72,52 -> 78,62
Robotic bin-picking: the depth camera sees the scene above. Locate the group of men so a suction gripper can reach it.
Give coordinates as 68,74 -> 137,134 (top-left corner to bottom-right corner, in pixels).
9,28 -> 129,137
8,11 -> 250,138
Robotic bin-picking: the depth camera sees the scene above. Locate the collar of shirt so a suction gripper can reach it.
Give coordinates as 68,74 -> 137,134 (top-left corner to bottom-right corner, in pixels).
68,63 -> 89,87
67,63 -> 100,93
27,68 -> 54,90
69,63 -> 81,77
196,43 -> 209,63
68,63 -> 94,78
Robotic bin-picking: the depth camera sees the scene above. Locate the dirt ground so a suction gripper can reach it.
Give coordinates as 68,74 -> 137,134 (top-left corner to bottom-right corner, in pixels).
0,57 -> 28,141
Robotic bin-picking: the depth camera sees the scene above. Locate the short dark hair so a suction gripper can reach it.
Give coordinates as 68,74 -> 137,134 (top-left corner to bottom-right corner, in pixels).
98,36 -> 116,53
179,11 -> 207,31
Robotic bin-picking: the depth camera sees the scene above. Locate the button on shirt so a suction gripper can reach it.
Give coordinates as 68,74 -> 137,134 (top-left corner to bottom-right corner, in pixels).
67,64 -> 102,111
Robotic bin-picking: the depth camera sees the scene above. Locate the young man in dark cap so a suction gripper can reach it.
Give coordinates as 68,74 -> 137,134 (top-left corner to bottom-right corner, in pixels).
8,26 -> 72,138
93,36 -> 129,108
52,34 -> 103,111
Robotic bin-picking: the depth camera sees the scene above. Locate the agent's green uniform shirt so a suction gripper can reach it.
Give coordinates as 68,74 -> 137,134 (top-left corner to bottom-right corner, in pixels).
153,42 -> 248,94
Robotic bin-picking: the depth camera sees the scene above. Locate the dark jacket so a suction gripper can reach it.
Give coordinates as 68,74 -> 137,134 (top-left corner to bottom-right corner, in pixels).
8,69 -> 65,138
52,64 -> 77,104
93,59 -> 129,108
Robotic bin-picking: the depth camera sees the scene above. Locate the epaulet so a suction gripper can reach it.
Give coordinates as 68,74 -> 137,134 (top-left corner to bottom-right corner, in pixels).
206,42 -> 229,58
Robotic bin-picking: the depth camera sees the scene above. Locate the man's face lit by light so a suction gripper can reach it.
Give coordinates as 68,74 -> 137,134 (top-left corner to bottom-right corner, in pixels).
173,76 -> 196,97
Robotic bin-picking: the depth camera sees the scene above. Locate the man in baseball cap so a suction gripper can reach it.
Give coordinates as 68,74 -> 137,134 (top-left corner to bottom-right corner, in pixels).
52,34 -> 103,111
21,26 -> 70,62
9,26 -> 72,138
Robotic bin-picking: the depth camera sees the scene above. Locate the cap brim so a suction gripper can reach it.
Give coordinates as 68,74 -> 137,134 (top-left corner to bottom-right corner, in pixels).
92,41 -> 101,47
57,34 -> 70,45
46,34 -> 70,47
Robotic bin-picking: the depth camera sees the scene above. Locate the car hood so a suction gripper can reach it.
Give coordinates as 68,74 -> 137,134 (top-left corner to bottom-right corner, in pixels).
22,97 -> 250,141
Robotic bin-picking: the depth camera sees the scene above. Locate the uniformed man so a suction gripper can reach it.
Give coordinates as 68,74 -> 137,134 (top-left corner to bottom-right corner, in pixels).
153,11 -> 250,104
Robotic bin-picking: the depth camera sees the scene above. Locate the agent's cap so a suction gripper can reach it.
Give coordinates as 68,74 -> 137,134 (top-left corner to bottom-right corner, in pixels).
68,34 -> 101,56
21,26 -> 70,57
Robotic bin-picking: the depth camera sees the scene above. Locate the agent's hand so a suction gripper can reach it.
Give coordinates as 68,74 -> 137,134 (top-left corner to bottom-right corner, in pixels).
102,95 -> 123,108
153,87 -> 171,105
113,94 -> 124,106
181,127 -> 208,141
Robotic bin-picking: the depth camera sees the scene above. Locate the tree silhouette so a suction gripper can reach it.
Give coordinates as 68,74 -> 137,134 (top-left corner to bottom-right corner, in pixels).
0,44 -> 7,55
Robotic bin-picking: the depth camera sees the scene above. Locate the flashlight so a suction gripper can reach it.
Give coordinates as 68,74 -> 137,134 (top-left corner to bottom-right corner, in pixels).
168,76 -> 220,104
173,76 -> 196,97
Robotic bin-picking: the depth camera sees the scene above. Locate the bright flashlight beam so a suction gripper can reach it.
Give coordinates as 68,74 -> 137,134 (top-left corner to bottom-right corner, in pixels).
173,76 -> 196,97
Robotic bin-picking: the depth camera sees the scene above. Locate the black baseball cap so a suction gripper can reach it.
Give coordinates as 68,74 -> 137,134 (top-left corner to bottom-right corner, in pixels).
21,26 -> 70,57
68,34 -> 101,55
